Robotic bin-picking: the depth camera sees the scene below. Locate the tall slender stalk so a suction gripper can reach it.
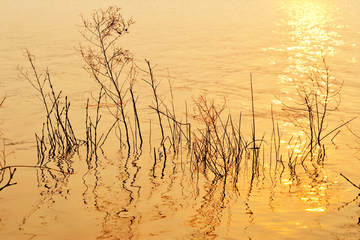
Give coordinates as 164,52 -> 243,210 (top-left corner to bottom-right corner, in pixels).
141,60 -> 167,168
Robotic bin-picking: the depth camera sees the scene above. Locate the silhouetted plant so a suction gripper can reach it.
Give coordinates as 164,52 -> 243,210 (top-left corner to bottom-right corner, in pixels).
0,95 -> 73,190
278,59 -> 350,163
85,87 -> 105,161
0,139 -> 17,191
18,49 -> 78,167
78,6 -> 138,151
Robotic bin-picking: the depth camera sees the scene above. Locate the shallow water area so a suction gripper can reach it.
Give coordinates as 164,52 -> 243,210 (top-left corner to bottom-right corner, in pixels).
1,0 -> 360,239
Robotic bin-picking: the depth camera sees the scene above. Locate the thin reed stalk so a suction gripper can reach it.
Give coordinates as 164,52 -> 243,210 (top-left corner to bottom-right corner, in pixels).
141,60 -> 167,163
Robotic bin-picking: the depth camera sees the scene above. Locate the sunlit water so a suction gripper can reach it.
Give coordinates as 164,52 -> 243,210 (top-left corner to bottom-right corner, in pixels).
1,0 -> 360,239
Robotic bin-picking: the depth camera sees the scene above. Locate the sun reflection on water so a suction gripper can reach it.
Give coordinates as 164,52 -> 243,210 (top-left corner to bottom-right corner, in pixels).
277,0 -> 344,58
280,161 -> 332,213
269,0 -> 346,86
266,0 -> 347,168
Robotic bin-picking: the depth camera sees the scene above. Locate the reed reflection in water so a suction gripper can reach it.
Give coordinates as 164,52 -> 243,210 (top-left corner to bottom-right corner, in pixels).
7,137 -> 349,239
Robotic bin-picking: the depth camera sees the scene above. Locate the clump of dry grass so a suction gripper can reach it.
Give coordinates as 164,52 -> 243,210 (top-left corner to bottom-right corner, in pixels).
19,49 -> 78,169
190,92 -> 264,186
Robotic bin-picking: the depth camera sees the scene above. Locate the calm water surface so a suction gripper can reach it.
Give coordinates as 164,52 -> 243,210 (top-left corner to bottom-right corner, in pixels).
1,0 -> 360,239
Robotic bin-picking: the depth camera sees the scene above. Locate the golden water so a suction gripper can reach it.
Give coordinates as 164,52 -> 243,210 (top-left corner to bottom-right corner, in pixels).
1,0 -> 360,239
